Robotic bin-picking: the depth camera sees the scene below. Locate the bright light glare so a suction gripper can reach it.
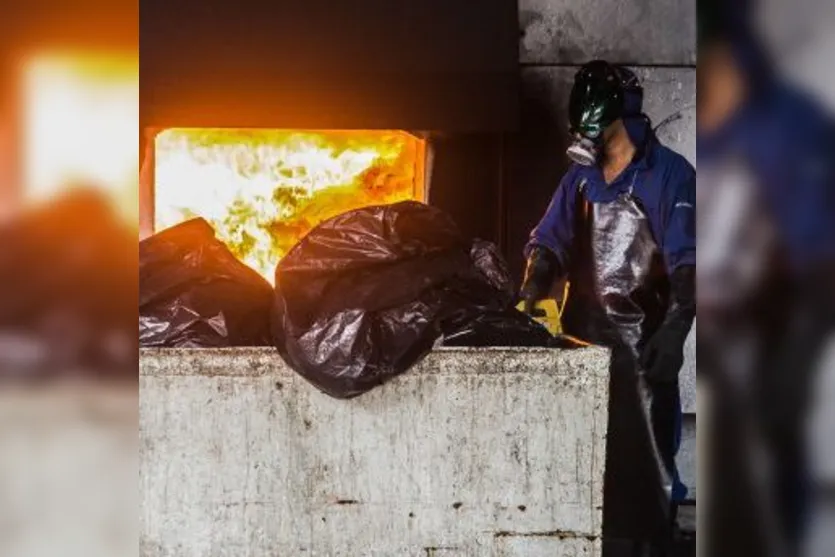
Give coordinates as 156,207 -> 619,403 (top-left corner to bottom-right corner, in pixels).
22,54 -> 138,224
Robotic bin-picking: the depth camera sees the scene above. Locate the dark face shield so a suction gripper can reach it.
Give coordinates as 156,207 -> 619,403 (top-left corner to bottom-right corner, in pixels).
566,61 -> 636,166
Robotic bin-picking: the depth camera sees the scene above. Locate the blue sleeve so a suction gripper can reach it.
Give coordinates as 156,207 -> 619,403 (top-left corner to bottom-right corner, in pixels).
661,161 -> 696,272
524,167 -> 578,268
752,93 -> 835,270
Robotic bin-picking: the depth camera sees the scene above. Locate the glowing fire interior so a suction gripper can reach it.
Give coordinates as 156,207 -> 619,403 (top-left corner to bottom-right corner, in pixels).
154,129 -> 425,282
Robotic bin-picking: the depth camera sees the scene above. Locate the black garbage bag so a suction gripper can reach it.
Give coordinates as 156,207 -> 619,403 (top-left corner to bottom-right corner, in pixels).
139,218 -> 274,348
437,240 -> 583,347
437,240 -> 588,348
469,239 -> 516,298
272,201 -> 577,399
0,188 -> 138,376
440,307 -> 589,348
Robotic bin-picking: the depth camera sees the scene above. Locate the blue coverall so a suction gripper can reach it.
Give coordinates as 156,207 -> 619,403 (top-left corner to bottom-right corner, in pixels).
698,83 -> 835,271
526,117 -> 696,273
526,117 -> 696,502
698,65 -> 835,544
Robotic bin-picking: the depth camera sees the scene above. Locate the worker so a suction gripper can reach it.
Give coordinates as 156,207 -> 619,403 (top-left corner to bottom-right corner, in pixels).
698,0 -> 835,554
520,60 -> 696,555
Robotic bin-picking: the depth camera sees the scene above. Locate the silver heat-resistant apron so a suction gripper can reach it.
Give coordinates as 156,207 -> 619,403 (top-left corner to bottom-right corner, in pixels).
561,172 -> 678,541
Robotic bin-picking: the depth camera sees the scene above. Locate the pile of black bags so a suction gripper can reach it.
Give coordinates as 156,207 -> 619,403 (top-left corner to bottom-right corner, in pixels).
140,201 -> 582,397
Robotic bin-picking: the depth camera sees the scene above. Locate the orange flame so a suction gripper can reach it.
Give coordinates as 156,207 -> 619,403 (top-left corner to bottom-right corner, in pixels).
154,129 -> 425,283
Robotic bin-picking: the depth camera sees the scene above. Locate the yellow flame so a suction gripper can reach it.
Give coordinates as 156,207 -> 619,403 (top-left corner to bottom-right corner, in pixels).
154,129 -> 424,283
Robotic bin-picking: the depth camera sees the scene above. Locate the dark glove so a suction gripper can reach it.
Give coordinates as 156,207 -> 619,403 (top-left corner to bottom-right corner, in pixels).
640,265 -> 695,383
519,246 -> 562,316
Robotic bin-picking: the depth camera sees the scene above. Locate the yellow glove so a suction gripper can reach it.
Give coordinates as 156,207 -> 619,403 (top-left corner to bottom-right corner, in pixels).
516,298 -> 562,335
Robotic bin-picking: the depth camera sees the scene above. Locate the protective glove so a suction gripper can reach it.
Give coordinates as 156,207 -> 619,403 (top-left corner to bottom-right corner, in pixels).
640,265 -> 695,383
519,246 -> 562,316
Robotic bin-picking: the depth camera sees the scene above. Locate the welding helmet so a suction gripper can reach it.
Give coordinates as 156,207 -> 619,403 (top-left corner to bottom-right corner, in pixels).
567,61 -> 642,166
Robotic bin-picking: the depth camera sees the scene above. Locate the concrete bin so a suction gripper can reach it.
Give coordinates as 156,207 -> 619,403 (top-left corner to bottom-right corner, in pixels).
140,346 -> 610,556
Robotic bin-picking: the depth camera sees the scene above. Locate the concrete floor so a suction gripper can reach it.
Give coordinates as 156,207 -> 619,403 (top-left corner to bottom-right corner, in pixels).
603,505 -> 696,557
675,505 -> 697,557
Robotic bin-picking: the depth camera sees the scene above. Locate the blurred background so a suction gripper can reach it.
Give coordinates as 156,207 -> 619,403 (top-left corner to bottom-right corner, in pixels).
697,0 -> 835,556
0,2 -> 137,557
0,1 -> 138,374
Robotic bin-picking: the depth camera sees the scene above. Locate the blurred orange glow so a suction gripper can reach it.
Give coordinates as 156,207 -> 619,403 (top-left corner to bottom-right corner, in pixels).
22,54 -> 138,224
154,129 -> 425,283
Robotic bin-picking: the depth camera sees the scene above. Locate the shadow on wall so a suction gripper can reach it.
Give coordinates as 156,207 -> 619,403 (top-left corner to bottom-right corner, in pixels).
505,70 -> 572,285
519,8 -> 588,64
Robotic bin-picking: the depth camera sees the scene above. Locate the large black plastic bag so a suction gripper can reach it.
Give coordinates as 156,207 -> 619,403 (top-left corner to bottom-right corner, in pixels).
440,241 -> 587,348
440,308 -> 588,348
140,218 -> 274,347
0,189 -> 138,376
271,201 -> 566,399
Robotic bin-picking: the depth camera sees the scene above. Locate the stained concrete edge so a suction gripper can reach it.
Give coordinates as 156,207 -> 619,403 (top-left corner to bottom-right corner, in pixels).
139,346 -> 612,379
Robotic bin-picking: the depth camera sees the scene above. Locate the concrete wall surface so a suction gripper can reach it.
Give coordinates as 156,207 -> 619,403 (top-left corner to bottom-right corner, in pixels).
519,0 -> 696,65
140,347 -> 610,556
0,384 -> 138,557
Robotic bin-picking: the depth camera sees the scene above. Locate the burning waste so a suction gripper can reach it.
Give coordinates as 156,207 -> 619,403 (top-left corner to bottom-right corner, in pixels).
142,132 -> 582,396
154,129 -> 425,283
140,201 -> 581,397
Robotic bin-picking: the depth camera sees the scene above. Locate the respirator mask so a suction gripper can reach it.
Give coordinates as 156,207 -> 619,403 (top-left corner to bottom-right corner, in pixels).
566,61 -> 642,166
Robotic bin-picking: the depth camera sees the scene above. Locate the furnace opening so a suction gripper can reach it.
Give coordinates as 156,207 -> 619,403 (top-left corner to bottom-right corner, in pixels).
153,129 -> 427,283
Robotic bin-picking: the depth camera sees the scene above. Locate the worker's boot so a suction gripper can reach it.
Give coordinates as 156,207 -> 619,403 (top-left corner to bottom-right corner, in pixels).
631,506 -> 678,557
631,540 -> 670,557
630,541 -> 652,557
